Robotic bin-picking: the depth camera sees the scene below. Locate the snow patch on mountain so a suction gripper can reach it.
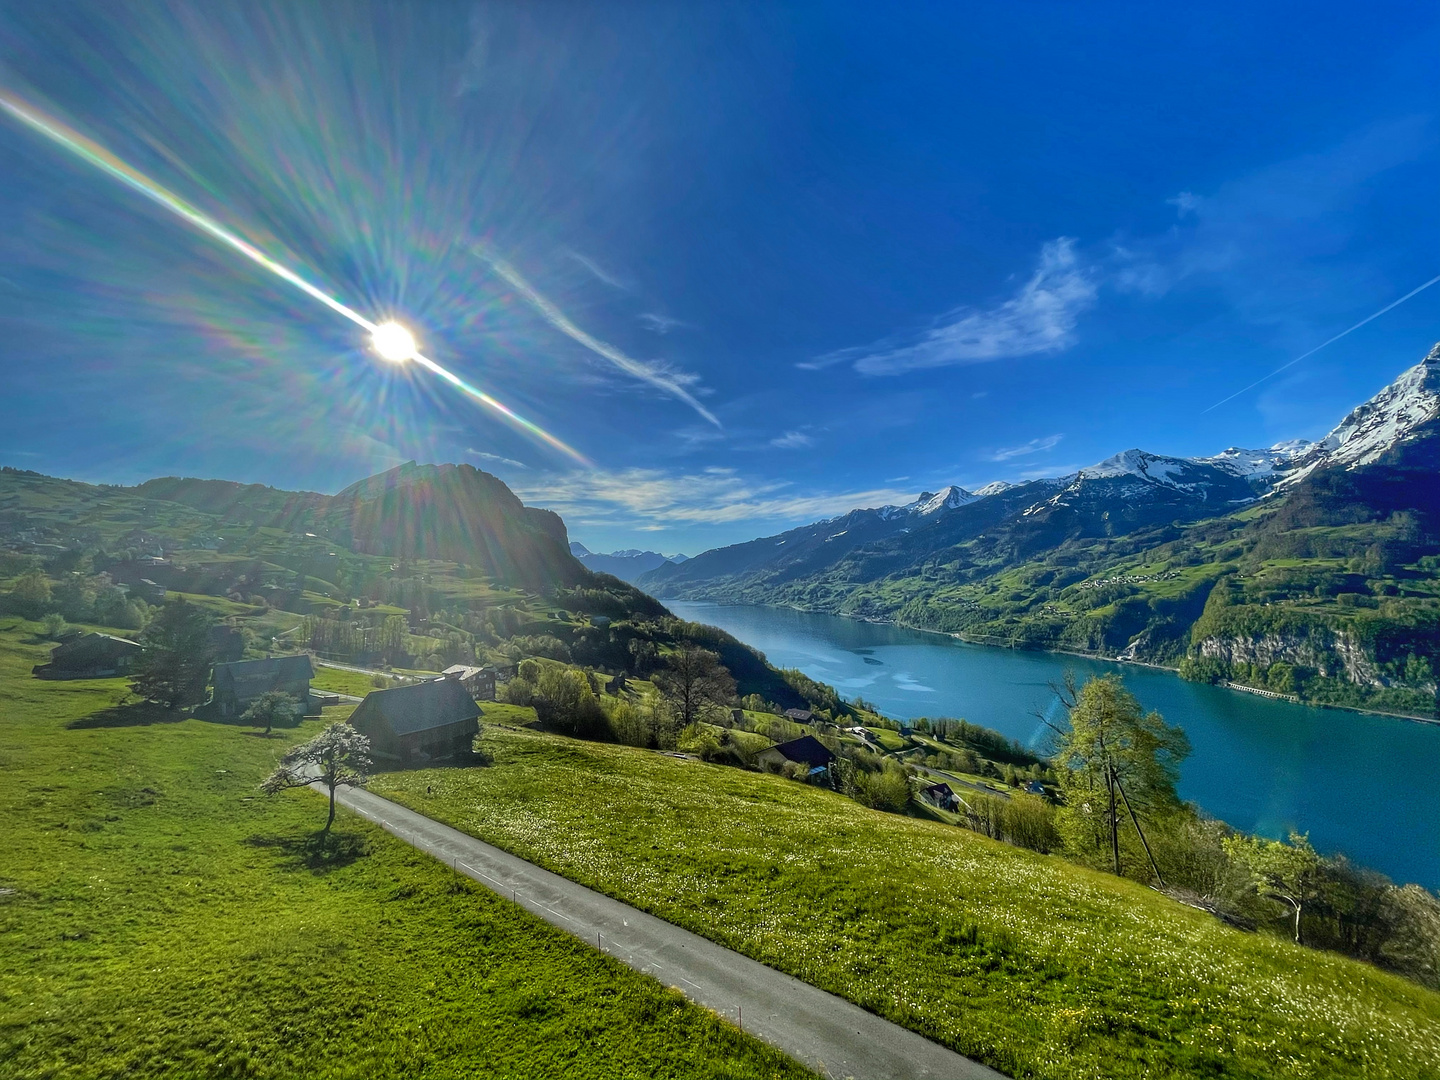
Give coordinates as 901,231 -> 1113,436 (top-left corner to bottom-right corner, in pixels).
1278,344 -> 1440,488
877,485 -> 978,519
973,481 -> 1015,497
1196,441 -> 1312,480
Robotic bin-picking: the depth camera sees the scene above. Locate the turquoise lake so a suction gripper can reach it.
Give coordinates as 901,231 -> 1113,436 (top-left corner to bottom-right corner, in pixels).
669,600 -> 1440,890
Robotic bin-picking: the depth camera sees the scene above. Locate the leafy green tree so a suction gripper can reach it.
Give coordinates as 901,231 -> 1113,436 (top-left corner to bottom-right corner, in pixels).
131,599 -> 215,709
40,612 -> 68,639
655,645 -> 736,728
9,570 -> 52,616
261,723 -> 372,833
1049,674 -> 1190,879
1224,831 -> 1324,945
241,690 -> 299,735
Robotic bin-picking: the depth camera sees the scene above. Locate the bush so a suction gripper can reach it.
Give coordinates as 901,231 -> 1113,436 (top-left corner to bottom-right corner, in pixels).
853,763 -> 911,813
40,612 -> 68,639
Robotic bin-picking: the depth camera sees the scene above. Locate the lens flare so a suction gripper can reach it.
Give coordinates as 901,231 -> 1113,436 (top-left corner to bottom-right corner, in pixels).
372,321 -> 417,363
0,88 -> 591,467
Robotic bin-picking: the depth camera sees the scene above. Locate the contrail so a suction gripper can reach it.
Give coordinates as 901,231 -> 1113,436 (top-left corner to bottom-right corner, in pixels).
1203,272 -> 1440,413
477,247 -> 721,428
0,89 -> 591,467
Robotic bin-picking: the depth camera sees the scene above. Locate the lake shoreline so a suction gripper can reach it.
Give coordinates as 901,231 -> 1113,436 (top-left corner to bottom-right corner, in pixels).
670,597 -> 1440,727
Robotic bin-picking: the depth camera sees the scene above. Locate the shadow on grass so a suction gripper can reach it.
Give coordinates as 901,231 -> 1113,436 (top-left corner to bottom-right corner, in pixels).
367,748 -> 493,776
244,829 -> 370,873
67,701 -> 188,729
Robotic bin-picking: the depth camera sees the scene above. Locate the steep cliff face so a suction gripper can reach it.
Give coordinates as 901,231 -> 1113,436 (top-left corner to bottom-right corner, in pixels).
1194,628 -> 1388,687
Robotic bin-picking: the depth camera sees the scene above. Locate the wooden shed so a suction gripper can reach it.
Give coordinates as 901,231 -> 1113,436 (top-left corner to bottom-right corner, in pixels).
348,678 -> 481,761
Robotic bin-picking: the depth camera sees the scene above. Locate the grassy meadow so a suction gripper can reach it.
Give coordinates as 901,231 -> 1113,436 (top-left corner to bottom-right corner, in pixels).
377,721 -> 1440,1080
0,620 -> 811,1080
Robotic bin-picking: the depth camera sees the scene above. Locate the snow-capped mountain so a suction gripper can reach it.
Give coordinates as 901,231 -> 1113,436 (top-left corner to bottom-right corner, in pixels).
570,542 -> 689,583
877,485 -> 978,520
1277,344 -> 1440,488
1196,441 -> 1313,481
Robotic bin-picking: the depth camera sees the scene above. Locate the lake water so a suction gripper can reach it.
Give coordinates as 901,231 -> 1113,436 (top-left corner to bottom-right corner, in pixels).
670,600 -> 1440,890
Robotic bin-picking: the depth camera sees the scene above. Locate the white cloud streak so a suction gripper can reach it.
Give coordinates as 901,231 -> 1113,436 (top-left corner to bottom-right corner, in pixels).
989,433 -> 1063,461
476,247 -> 721,427
468,449 -> 528,470
563,248 -> 631,291
638,312 -> 687,334
514,467 -> 918,528
807,239 -> 1097,376
770,430 -> 814,449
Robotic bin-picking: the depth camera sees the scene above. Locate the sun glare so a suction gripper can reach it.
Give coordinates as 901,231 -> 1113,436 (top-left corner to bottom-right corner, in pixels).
372,320 -> 417,363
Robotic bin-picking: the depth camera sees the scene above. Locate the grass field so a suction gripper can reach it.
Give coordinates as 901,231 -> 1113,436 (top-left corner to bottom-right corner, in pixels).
311,663 -> 391,697
0,620 -> 811,1080
374,724 -> 1440,1080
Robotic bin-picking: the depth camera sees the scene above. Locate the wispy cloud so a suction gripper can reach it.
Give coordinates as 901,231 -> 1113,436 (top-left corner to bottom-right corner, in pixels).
770,430 -> 814,449
989,433 -> 1063,461
515,467 -> 917,527
638,312 -> 688,334
805,239 -> 1098,376
468,449 -> 528,470
476,247 -> 721,427
563,248 -> 631,291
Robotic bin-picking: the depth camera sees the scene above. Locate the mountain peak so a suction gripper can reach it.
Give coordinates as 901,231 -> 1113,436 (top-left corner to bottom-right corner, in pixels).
1279,343 -> 1440,487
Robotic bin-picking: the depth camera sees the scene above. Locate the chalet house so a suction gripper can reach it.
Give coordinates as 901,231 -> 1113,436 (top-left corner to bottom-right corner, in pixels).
440,664 -> 496,701
757,734 -> 835,774
212,655 -> 314,717
590,615 -> 612,629
923,782 -> 959,811
348,679 -> 480,761
1021,780 -> 1047,796
783,708 -> 814,724
33,632 -> 142,679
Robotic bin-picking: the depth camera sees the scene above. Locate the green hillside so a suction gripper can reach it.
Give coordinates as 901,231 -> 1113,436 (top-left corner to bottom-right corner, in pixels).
376,721 -> 1440,1080
0,619 -> 808,1080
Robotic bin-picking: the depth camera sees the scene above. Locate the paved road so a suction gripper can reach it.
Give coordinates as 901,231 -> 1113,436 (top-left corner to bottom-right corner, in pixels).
325,783 -> 1003,1080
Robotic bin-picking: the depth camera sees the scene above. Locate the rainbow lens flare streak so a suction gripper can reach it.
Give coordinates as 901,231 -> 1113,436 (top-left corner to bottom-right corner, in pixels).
0,89 -> 591,467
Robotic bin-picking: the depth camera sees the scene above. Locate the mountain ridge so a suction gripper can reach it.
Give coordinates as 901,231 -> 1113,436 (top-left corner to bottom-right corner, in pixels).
637,344 -> 1440,717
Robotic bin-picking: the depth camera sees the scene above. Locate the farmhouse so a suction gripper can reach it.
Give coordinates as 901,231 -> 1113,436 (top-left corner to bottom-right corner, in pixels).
212,655 -> 314,717
440,664 -> 496,700
33,632 -> 142,679
923,782 -> 958,811
783,707 -> 814,724
347,678 -> 480,761
757,734 -> 835,774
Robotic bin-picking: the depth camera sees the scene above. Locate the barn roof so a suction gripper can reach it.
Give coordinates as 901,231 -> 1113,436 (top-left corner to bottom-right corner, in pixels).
768,734 -> 834,768
349,678 -> 481,737
214,655 -> 314,696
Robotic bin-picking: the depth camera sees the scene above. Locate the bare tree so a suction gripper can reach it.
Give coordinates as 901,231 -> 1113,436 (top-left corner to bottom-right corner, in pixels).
654,645 -> 736,728
262,723 -> 372,833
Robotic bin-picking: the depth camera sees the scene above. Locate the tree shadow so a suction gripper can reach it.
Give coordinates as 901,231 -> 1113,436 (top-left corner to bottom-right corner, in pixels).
244,829 -> 370,873
67,701 -> 188,729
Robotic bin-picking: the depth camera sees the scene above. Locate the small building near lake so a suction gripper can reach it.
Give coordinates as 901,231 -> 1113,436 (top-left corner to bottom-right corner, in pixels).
347,678 -> 481,761
212,655 -> 314,717
33,632 -> 142,679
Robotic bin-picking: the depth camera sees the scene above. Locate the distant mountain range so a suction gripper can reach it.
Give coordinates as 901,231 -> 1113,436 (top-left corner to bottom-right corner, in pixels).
570,543 -> 689,584
639,343 -> 1440,717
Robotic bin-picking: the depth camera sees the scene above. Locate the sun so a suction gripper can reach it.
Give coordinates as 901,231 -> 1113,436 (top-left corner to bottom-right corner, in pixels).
371,320 -> 417,363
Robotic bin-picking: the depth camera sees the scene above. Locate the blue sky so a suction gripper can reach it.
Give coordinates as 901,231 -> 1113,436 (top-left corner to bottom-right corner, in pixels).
4,1 -> 1440,555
